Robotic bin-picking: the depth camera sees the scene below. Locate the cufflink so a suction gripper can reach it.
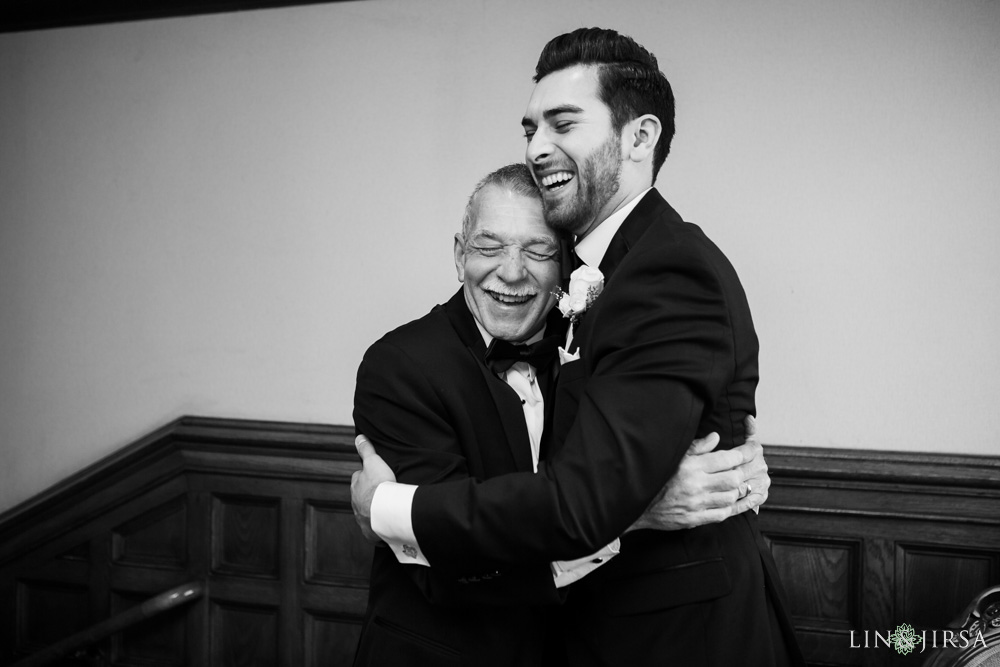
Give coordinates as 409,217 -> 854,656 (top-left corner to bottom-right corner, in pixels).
402,544 -> 418,559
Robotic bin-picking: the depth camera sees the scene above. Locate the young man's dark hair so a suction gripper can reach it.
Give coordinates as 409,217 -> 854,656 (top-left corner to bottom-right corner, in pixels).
534,27 -> 675,182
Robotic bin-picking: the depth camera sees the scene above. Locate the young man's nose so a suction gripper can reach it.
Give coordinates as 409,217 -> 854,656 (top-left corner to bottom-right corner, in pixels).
526,130 -> 553,166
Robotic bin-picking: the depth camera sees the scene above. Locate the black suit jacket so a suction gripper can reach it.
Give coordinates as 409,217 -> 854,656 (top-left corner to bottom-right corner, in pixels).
352,291 -> 566,667
411,190 -> 804,666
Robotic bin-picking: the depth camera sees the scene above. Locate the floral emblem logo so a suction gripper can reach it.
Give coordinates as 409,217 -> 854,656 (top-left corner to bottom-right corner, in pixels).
888,623 -> 922,655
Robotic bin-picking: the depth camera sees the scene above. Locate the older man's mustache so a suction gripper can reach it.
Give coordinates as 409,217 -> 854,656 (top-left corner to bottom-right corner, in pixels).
482,284 -> 538,304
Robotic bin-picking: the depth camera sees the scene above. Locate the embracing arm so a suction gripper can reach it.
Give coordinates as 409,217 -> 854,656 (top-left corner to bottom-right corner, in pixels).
355,424 -> 767,582
626,415 -> 767,532
355,418 -> 768,542
410,243 -> 756,569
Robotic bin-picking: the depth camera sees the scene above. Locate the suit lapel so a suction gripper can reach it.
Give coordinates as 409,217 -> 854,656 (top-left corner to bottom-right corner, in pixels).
537,307 -> 565,462
442,290 -> 535,473
476,365 -> 535,472
598,189 -> 682,282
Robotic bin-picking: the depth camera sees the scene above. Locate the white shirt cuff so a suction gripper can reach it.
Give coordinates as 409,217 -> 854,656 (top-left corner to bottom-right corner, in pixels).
371,481 -> 430,567
551,537 -> 620,588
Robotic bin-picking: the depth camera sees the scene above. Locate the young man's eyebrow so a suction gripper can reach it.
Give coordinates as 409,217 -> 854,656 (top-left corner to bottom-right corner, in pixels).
521,105 -> 585,127
543,105 -> 585,119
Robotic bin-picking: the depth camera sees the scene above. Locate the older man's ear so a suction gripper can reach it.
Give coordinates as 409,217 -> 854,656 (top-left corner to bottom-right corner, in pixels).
453,233 -> 467,282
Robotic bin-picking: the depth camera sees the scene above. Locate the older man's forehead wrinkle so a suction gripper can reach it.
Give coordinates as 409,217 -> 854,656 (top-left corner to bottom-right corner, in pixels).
469,229 -> 503,243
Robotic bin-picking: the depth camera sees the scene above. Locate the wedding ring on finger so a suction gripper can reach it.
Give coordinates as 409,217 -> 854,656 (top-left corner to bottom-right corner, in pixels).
742,482 -> 753,499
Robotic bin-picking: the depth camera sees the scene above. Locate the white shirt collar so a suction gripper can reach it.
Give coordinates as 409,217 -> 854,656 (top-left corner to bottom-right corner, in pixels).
574,188 -> 653,268
474,319 -> 546,349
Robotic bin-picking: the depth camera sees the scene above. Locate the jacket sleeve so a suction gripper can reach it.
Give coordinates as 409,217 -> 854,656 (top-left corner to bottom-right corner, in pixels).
353,337 -> 563,606
413,240 -> 749,569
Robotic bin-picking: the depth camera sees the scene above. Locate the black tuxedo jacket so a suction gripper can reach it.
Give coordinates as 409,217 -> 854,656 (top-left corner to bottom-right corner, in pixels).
411,190 -> 804,666
352,291 -> 566,667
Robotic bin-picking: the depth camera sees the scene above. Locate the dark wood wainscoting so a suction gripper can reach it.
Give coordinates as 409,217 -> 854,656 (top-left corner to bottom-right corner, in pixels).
1,418 -> 997,666
0,417 -> 370,666
759,446 -> 1000,667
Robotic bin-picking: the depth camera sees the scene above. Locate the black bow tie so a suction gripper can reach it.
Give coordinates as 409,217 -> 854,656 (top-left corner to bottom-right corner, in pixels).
485,335 -> 560,375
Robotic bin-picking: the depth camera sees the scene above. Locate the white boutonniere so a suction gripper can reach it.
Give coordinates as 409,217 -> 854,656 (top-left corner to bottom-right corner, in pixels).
553,265 -> 604,359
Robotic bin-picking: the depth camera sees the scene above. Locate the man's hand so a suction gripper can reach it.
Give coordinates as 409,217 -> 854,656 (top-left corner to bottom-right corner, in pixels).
627,415 -> 770,532
351,434 -> 397,543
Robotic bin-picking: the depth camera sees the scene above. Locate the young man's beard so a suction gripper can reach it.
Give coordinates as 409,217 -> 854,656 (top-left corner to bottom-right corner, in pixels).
543,133 -> 623,235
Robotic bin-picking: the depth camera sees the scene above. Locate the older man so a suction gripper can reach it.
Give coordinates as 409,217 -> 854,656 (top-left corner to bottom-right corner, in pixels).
352,163 -> 767,666
355,28 -> 803,667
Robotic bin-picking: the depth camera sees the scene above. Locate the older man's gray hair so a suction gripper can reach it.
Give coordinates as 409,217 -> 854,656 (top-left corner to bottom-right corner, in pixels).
461,163 -> 542,237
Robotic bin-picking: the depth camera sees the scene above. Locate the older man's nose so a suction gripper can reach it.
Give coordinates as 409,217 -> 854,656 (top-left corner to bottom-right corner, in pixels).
496,248 -> 528,281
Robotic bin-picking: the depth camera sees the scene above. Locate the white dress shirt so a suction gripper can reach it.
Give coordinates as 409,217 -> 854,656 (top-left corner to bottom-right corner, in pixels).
476,320 -> 546,473
574,188 -> 652,268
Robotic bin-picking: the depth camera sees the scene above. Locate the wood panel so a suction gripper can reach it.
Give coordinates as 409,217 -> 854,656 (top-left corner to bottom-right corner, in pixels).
304,501 -> 373,587
211,601 -> 279,667
0,418 -> 996,666
769,536 -> 860,628
211,495 -> 281,579
897,546 -> 999,629
759,445 -> 1000,667
112,496 -> 188,570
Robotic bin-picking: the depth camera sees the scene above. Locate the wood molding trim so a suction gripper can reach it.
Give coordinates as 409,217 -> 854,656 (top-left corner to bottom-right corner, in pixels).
0,417 -> 358,567
766,444 -> 1000,488
764,444 -> 1000,525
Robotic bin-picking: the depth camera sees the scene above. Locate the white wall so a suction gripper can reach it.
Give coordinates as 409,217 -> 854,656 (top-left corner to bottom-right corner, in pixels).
2,0 -> 998,513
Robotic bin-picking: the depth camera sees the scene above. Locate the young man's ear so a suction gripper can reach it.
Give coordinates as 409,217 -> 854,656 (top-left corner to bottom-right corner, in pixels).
626,114 -> 661,163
